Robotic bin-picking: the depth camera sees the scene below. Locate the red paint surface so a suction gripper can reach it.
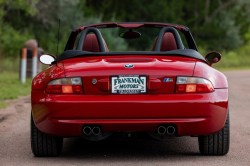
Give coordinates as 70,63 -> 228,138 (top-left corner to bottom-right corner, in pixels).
32,55 -> 228,137
193,60 -> 228,88
149,78 -> 161,90
31,89 -> 228,136
32,61 -> 65,90
62,55 -> 195,94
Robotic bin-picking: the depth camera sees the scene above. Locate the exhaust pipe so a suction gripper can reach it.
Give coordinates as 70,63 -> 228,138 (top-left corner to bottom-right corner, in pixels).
92,126 -> 101,135
166,126 -> 176,135
83,126 -> 92,135
157,126 -> 166,135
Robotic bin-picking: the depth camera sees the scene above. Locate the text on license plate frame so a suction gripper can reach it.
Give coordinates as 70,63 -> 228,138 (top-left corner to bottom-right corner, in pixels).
110,75 -> 147,94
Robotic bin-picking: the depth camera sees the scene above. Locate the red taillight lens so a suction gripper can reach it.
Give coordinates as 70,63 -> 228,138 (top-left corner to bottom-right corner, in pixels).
72,85 -> 83,93
175,77 -> 214,93
46,85 -> 62,93
176,84 -> 186,93
196,84 -> 214,92
46,77 -> 83,94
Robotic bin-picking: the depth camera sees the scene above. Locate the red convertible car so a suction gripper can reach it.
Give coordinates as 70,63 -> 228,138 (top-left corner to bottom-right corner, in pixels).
31,22 -> 229,157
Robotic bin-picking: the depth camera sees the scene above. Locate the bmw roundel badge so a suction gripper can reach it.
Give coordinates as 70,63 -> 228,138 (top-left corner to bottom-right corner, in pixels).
124,64 -> 134,68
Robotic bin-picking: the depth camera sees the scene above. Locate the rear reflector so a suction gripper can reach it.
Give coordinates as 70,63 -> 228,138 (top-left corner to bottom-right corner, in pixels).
175,77 -> 214,93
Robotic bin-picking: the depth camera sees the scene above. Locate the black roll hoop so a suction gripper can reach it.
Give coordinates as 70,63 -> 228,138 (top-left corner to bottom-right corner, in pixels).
154,26 -> 184,51
76,27 -> 107,52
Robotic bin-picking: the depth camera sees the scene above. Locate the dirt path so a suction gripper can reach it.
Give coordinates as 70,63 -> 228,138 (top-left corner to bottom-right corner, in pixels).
0,70 -> 250,166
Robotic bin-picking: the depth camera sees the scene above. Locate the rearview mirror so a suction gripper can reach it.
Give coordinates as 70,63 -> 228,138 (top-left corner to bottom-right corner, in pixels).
205,52 -> 222,65
39,54 -> 55,65
119,29 -> 141,39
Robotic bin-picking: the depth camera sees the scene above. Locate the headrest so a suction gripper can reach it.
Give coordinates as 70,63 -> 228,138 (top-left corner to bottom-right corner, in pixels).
82,34 -> 109,52
151,33 -> 177,51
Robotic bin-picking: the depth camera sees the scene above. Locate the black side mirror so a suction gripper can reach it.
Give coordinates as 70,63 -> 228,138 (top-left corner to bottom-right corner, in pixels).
205,52 -> 222,66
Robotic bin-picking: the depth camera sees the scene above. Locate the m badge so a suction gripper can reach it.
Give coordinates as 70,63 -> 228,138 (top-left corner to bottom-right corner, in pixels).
163,78 -> 173,82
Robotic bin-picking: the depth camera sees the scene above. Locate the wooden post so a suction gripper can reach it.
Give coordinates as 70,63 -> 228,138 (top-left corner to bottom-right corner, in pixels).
20,48 -> 27,83
32,48 -> 38,78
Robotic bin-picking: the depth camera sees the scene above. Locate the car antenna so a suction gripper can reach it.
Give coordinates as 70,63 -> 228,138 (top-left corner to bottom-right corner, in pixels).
56,19 -> 60,66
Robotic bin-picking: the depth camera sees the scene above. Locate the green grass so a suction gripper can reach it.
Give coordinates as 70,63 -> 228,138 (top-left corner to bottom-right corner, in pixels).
0,72 -> 32,108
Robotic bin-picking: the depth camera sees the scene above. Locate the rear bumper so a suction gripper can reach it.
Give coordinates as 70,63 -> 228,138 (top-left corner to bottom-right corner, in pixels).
31,89 -> 228,137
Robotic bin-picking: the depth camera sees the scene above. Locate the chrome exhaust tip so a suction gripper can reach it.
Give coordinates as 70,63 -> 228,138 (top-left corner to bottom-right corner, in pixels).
166,126 -> 176,135
83,126 -> 92,135
157,126 -> 167,135
92,126 -> 101,136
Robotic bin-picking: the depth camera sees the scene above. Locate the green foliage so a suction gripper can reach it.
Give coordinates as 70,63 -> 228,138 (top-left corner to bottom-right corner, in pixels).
0,72 -> 32,108
100,28 -> 128,51
84,0 -> 250,51
0,0 -> 249,108
0,23 -> 34,57
0,56 -> 19,72
0,0 -> 37,21
1,0 -> 250,55
0,0 -> 249,70
0,0 -> 128,58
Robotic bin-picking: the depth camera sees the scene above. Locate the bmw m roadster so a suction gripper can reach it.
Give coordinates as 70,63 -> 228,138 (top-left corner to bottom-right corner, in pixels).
31,22 -> 229,156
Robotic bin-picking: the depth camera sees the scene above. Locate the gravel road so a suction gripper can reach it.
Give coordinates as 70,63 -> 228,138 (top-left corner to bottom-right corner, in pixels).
0,70 -> 250,166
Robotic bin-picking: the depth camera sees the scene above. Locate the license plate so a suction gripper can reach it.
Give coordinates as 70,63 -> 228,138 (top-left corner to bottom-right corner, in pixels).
111,75 -> 147,94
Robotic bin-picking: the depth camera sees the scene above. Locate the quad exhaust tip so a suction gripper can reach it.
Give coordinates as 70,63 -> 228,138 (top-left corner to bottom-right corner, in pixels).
157,126 -> 167,135
157,125 -> 176,136
166,126 -> 175,135
92,126 -> 101,136
83,126 -> 92,136
83,126 -> 101,136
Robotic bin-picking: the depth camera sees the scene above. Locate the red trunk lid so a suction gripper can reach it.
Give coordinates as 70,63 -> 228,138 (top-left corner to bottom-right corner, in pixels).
63,55 -> 196,94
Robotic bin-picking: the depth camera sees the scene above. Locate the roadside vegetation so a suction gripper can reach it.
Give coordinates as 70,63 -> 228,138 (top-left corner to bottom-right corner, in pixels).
0,0 -> 249,107
0,73 -> 32,108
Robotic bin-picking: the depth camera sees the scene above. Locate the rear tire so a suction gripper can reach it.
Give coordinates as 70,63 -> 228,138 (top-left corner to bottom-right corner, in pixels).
31,113 -> 63,157
198,109 -> 230,155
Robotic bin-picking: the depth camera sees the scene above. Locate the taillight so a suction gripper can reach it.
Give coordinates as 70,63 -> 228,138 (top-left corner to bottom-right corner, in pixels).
46,77 -> 83,94
175,77 -> 214,93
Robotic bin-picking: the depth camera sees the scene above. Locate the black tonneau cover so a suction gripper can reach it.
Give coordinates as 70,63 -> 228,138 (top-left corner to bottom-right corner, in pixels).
57,49 -> 206,63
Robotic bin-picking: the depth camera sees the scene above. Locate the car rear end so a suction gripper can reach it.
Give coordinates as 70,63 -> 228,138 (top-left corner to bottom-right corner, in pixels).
31,23 -> 229,157
31,55 -> 228,140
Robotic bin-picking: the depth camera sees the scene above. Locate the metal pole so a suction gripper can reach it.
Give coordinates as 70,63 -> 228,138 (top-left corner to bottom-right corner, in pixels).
32,48 -> 38,78
20,48 -> 27,83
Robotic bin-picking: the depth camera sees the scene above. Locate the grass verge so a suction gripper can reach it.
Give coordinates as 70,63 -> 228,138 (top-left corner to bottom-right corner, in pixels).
0,72 -> 32,109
